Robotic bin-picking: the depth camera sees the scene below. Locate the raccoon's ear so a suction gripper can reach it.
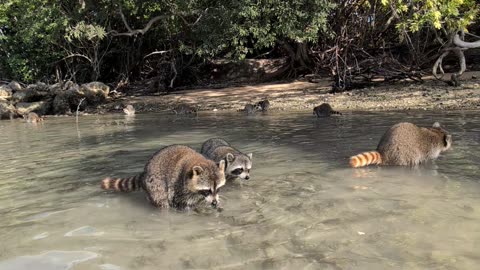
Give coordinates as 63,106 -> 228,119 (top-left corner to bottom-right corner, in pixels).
218,160 -> 225,172
444,134 -> 452,147
226,153 -> 235,163
193,166 -> 204,176
433,122 -> 441,128
247,153 -> 253,160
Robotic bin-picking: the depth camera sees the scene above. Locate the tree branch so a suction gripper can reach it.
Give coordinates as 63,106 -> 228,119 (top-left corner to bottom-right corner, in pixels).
112,8 -> 167,37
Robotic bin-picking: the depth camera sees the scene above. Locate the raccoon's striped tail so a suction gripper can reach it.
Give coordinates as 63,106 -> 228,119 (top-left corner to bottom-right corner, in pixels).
349,151 -> 382,168
331,110 -> 342,115
101,174 -> 143,192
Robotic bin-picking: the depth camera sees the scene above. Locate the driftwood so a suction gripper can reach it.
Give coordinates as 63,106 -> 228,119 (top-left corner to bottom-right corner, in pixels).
433,33 -> 480,85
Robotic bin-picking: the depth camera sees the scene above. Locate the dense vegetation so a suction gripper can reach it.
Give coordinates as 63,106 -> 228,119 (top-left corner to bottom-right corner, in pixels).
0,0 -> 478,90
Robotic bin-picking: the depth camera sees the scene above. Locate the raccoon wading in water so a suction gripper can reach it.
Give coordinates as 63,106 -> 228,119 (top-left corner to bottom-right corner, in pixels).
101,145 -> 226,209
173,104 -> 197,115
255,99 -> 270,112
23,112 -> 44,123
201,138 -> 253,181
350,122 -> 452,167
239,104 -> 256,114
313,103 -> 342,117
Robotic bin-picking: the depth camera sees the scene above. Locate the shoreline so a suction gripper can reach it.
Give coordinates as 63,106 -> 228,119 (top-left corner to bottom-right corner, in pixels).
102,73 -> 480,114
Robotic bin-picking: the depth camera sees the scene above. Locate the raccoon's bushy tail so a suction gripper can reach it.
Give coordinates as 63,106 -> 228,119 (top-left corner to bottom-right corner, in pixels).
101,174 -> 143,192
331,110 -> 342,115
349,151 -> 382,168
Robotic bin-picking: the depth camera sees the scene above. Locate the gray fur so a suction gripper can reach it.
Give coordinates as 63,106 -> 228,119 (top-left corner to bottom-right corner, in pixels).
377,122 -> 452,166
173,104 -> 197,115
102,145 -> 226,210
255,99 -> 270,112
313,103 -> 342,117
200,138 -> 253,181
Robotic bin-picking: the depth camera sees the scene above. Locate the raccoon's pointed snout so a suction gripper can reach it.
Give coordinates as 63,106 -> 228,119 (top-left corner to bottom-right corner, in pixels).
244,175 -> 250,180
211,199 -> 218,208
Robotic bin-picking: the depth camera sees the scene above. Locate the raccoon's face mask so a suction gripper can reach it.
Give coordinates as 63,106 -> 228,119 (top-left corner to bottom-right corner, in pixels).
226,153 -> 253,180
191,160 -> 226,208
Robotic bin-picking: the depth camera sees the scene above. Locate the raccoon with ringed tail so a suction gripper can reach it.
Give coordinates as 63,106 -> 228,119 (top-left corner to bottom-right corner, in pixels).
201,138 -> 252,181
101,145 -> 226,209
313,103 -> 342,117
350,122 -> 452,167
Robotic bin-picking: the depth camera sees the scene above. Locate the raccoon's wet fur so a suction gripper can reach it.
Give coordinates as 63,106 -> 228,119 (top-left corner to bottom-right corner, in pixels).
239,104 -> 256,114
255,99 -> 270,112
350,122 -> 452,167
313,103 -> 342,117
173,104 -> 197,115
23,112 -> 44,123
200,138 -> 253,181
101,145 -> 226,209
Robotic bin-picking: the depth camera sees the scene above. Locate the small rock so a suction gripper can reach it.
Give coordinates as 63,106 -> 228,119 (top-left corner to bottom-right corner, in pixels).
80,82 -> 110,105
472,75 -> 478,79
12,90 -> 27,102
357,231 -> 366,235
16,101 -> 51,115
0,85 -> 12,99
8,81 -> 23,92
0,101 -> 18,119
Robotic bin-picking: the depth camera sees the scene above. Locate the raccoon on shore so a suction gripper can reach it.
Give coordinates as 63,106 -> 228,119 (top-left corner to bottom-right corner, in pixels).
200,138 -> 252,181
123,104 -> 135,116
313,103 -> 342,117
173,104 -> 197,115
349,122 -> 452,167
23,112 -> 44,123
101,145 -> 226,209
255,99 -> 270,112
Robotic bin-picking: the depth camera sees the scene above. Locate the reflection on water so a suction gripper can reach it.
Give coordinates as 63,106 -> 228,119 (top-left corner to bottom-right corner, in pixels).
0,111 -> 479,269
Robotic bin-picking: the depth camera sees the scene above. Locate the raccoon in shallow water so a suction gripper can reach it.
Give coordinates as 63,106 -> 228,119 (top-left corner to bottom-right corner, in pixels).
101,145 -> 226,209
200,138 -> 253,181
239,104 -> 256,114
255,99 -> 270,112
313,103 -> 342,117
173,104 -> 197,115
123,104 -> 135,116
23,112 -> 44,123
349,122 -> 452,167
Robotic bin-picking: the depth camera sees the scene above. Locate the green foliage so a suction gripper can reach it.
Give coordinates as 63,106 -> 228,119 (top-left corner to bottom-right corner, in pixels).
382,0 -> 479,33
0,0 -> 68,82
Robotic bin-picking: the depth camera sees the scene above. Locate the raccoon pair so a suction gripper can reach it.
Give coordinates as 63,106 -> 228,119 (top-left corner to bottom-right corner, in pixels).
350,122 -> 452,167
101,139 -> 252,210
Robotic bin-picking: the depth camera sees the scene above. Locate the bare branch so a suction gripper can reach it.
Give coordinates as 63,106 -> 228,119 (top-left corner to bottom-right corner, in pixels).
453,33 -> 480,49
169,62 -> 177,88
112,9 -> 167,37
143,50 -> 172,59
432,50 -> 450,79
61,54 -> 93,63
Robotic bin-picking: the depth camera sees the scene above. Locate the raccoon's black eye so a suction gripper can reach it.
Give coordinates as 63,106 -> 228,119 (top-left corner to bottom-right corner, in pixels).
232,168 -> 244,175
198,190 -> 212,197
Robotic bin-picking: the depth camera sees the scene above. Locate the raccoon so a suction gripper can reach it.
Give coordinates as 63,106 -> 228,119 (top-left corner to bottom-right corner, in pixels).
350,122 -> 452,167
255,99 -> 270,112
200,138 -> 253,181
173,104 -> 197,115
313,103 -> 342,117
23,112 -> 44,123
123,104 -> 135,116
239,104 -> 256,114
101,145 -> 226,209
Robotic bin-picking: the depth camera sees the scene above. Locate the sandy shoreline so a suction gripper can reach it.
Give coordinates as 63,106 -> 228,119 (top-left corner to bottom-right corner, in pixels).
103,72 -> 480,114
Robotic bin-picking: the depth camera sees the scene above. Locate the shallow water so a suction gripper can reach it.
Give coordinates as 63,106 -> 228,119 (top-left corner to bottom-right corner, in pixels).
0,111 -> 479,270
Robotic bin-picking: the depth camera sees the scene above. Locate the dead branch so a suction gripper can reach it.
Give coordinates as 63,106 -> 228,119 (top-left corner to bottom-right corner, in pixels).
112,8 -> 167,37
143,50 -> 172,59
169,61 -> 177,88
453,33 -> 480,48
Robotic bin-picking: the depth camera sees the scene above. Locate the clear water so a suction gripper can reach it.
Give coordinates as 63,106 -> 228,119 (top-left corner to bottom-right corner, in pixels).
0,111 -> 479,270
